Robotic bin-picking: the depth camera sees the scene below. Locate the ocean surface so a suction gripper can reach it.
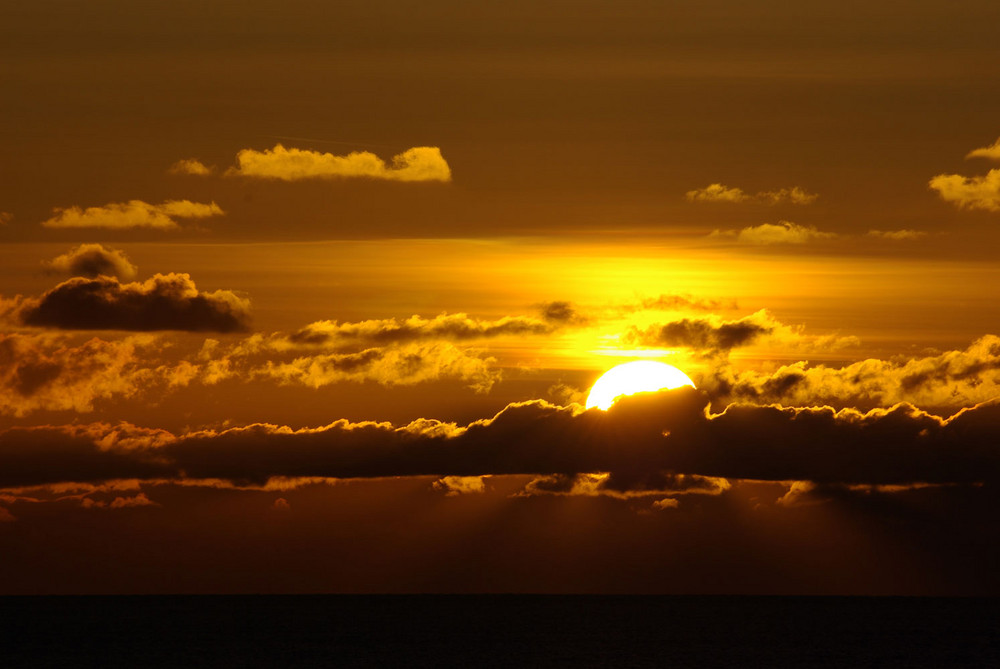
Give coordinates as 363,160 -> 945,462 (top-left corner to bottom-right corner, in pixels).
2,595 -> 997,668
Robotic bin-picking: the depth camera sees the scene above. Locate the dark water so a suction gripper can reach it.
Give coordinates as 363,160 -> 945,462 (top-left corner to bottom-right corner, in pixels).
2,595 -> 997,668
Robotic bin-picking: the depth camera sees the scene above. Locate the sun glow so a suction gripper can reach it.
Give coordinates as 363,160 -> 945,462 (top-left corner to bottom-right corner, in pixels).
585,360 -> 696,410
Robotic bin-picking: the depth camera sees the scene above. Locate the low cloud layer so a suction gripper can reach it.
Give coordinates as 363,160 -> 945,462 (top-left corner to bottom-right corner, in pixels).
686,184 -> 817,205
221,144 -> 452,182
45,244 -> 137,280
1,390 -> 997,489
41,200 -> 223,229
711,221 -> 837,245
13,274 -> 250,332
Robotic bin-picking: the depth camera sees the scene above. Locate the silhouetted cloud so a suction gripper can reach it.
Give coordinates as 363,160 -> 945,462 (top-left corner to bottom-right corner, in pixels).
2,390 -> 998,489
41,200 -> 223,229
45,244 -> 137,280
15,274 -> 250,332
221,144 -> 451,182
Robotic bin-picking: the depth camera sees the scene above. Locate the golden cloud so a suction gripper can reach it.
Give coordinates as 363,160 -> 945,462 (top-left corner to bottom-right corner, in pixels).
966,137 -> 1000,161
711,221 -> 836,244
224,144 -> 452,182
41,199 -> 224,229
929,168 -> 1000,212
686,184 -> 817,205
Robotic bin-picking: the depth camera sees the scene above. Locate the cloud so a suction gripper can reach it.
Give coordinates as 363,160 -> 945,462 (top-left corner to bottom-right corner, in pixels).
2,390 -> 999,489
168,159 -> 214,176
287,313 -> 556,347
14,273 -> 250,332
41,200 -> 224,229
45,244 -> 138,280
0,212 -> 12,226
0,333 -> 202,417
966,137 -> 1000,161
711,222 -> 836,245
520,471 -> 730,499
622,309 -> 857,357
258,341 -> 500,393
929,169 -> 1000,212
432,476 -> 488,496
223,144 -> 452,182
81,492 -> 160,510
625,311 -> 774,353
686,184 -> 817,205
866,229 -> 928,241
699,335 -> 1000,410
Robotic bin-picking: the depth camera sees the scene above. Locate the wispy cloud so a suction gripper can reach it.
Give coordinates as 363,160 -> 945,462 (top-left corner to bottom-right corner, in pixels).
41,200 -> 223,229
929,168 -> 1000,212
686,184 -> 817,205
710,221 -> 836,244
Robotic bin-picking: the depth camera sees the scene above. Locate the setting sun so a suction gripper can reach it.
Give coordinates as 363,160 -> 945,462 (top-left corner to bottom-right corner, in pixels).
585,360 -> 696,410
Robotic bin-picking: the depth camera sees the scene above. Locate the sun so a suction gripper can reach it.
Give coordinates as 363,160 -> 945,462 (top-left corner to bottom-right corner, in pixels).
585,360 -> 696,410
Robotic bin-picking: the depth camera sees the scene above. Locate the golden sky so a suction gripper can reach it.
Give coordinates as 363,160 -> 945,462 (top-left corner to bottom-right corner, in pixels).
1,0 -> 999,595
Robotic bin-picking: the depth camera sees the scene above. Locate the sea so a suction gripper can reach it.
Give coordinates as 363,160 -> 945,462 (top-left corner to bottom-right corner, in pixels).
2,595 -> 997,668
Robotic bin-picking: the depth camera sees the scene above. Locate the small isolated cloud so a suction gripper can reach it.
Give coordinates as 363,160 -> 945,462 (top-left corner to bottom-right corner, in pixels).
433,476 -> 488,496
82,492 -> 160,510
168,159 -> 215,176
45,244 -> 137,280
929,169 -> 1000,212
711,221 -> 836,245
966,137 -> 1000,161
0,212 -> 12,226
651,498 -> 680,510
867,229 -> 928,241
224,144 -> 452,182
41,200 -> 224,229
686,184 -> 817,205
15,273 -> 250,332
272,497 -> 291,511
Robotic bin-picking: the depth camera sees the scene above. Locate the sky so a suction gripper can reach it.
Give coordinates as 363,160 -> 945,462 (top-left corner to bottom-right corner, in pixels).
1,0 -> 999,594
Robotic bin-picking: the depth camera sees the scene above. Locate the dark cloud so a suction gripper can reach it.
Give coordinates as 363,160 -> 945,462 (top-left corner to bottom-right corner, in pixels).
45,244 -> 137,280
626,312 -> 773,352
16,273 -> 250,332
2,390 -> 998,489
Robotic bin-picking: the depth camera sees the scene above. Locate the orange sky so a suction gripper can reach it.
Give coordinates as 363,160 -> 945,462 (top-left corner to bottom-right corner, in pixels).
1,0 -> 999,594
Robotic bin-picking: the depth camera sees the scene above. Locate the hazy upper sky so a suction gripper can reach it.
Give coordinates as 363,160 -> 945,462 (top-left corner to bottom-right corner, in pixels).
1,0 -> 998,595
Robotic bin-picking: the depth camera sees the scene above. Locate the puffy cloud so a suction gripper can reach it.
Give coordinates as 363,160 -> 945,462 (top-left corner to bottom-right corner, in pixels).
287,313 -> 555,347
41,199 -> 223,229
866,229 -> 928,241
167,159 -> 214,175
432,476 -> 488,496
686,184 -> 817,205
3,389 -> 999,489
700,335 -> 1000,410
15,273 -> 250,332
0,333 -> 169,416
929,169 -> 1000,212
223,144 -> 451,182
45,244 -> 137,280
711,222 -> 836,245
0,212 -> 12,226
81,492 -> 160,510
966,137 -> 1000,161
